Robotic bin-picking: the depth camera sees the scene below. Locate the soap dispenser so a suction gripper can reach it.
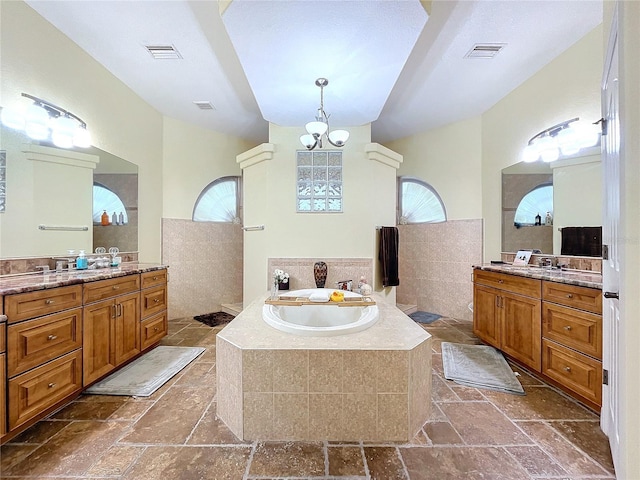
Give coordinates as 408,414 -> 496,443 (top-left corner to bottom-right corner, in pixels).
76,250 -> 88,270
101,210 -> 109,226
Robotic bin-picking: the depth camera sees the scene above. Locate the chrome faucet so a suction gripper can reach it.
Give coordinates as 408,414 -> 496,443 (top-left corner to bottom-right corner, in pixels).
35,265 -> 50,273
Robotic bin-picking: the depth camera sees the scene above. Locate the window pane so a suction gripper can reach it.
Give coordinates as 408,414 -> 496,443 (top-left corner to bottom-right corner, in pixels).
297,151 -> 342,213
93,184 -> 128,223
193,176 -> 240,223
399,178 -> 446,224
514,184 -> 553,225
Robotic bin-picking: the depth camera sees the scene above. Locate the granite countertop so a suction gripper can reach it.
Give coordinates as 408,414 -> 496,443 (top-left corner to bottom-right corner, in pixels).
218,292 -> 431,351
474,264 -> 602,290
0,263 -> 168,296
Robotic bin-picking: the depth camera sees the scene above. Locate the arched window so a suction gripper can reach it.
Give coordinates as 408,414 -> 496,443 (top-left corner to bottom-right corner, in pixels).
514,183 -> 553,225
397,177 -> 446,224
193,176 -> 242,223
93,183 -> 128,223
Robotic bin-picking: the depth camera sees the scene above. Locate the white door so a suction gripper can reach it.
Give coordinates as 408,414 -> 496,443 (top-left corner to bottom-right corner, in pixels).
600,5 -> 621,463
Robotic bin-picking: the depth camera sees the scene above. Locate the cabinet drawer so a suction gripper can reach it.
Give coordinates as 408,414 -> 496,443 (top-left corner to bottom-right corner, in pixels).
141,269 -> 167,289
543,302 -> 602,359
474,269 -> 541,298
542,339 -> 602,407
141,285 -> 167,319
542,281 -> 602,314
7,308 -> 82,377
0,322 -> 5,353
5,285 -> 82,324
141,311 -> 167,350
8,350 -> 82,430
83,275 -> 140,305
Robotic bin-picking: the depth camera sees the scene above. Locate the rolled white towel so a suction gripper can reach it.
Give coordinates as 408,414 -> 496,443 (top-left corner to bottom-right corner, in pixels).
308,291 -> 330,302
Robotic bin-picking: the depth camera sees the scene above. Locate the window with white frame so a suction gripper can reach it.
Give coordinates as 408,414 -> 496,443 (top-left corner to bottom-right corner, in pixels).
93,183 -> 128,224
514,183 -> 553,226
397,177 -> 446,224
192,176 -> 242,223
296,150 -> 343,212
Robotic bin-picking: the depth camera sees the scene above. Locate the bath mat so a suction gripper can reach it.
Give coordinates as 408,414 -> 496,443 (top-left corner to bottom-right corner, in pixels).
409,311 -> 442,324
193,311 -> 235,327
441,342 -> 525,395
85,346 -> 205,397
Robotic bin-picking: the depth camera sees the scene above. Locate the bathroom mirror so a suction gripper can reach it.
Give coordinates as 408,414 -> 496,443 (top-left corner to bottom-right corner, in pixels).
502,151 -> 602,255
0,124 -> 138,259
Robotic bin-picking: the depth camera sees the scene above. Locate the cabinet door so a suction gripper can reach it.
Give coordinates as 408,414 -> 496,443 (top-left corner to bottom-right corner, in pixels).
1,353 -> 6,436
501,292 -> 541,371
83,298 -> 116,385
473,285 -> 500,348
114,292 -> 140,366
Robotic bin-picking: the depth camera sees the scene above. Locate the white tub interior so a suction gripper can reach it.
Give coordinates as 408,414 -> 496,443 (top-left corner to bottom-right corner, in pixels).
262,288 -> 379,336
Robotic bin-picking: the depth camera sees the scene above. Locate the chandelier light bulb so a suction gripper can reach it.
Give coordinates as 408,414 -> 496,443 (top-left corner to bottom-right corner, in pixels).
73,126 -> 91,148
305,121 -> 328,137
328,129 -> 349,147
24,103 -> 51,140
51,115 -> 77,148
0,107 -> 26,130
522,143 -> 540,163
300,134 -> 316,149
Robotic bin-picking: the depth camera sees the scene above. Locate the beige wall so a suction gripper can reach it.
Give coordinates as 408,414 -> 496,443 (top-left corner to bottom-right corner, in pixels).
162,116 -> 253,219
482,25 -> 603,261
1,1 -> 163,262
386,116 -> 483,220
552,154 -> 602,253
241,123 -> 399,304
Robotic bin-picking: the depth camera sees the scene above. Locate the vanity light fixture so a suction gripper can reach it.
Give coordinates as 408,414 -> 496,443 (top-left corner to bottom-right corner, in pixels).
522,117 -> 600,163
300,78 -> 349,150
0,93 -> 91,149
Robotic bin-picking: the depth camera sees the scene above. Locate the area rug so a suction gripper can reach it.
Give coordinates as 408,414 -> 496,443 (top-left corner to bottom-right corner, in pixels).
193,311 -> 235,327
441,342 -> 525,395
85,346 -> 205,397
409,311 -> 442,324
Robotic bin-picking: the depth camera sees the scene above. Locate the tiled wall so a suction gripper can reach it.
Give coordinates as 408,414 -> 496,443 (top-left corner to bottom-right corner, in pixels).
0,252 -> 139,275
162,218 -> 243,319
396,219 -> 483,321
267,258 -> 373,292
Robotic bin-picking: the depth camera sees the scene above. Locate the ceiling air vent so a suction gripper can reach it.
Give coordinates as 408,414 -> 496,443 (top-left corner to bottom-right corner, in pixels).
464,43 -> 506,59
145,45 -> 182,60
193,101 -> 215,110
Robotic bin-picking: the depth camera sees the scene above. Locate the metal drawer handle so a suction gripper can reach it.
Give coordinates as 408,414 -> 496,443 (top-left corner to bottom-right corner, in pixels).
47,334 -> 58,341
564,366 -> 572,373
566,294 -> 573,298
48,382 -> 56,388
563,326 -> 572,331
153,327 -> 159,332
154,298 -> 160,303
112,285 -> 119,290
45,299 -> 55,304
498,279 -> 504,284
153,276 -> 158,281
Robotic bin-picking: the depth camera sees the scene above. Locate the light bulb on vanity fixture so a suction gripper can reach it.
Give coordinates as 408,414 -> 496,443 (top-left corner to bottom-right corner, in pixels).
522,117 -> 601,163
300,78 -> 349,150
1,93 -> 91,149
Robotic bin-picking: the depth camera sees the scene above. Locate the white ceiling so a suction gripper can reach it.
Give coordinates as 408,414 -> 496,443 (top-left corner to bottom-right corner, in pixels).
25,0 -> 603,145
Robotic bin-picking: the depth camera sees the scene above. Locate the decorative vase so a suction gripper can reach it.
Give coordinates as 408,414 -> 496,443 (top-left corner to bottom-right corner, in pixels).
278,281 -> 289,290
313,261 -> 327,288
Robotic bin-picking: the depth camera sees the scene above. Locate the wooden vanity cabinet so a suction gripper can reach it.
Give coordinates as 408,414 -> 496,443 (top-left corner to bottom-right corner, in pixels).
542,281 -> 603,409
83,277 -> 140,385
140,270 -> 168,350
473,270 -> 542,370
1,296 -> 6,437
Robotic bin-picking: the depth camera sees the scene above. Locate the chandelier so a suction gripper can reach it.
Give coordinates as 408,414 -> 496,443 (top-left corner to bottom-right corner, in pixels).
0,93 -> 91,149
522,117 -> 600,163
299,78 -> 349,150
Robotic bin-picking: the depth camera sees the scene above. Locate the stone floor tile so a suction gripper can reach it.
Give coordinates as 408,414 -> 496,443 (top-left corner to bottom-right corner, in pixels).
1,420 -> 129,477
450,385 -> 485,401
551,420 -> 615,474
505,445 -> 569,476
51,396 -> 128,420
122,445 -> 251,480
439,402 -> 533,445
400,445 -> 532,479
363,446 -> 408,480
2,419 -> 71,444
518,421 -> 608,476
174,360 -> 216,387
432,374 -> 459,402
508,364 -> 545,386
483,386 -> 597,421
108,398 -> 155,421
249,442 -> 325,477
328,445 -> 366,476
423,421 -> 464,445
0,444 -> 40,472
187,404 -> 249,445
120,385 -> 215,444
85,444 -> 145,476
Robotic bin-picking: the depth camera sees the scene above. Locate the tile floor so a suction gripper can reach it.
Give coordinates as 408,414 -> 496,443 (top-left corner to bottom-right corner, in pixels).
1,316 -> 615,479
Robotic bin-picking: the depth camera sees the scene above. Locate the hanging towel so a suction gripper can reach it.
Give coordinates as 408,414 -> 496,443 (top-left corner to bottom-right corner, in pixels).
379,226 -> 400,287
561,226 -> 602,257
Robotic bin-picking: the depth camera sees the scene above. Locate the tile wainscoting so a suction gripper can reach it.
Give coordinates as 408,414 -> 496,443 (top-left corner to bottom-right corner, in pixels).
162,218 -> 243,319
267,258 -> 373,292
397,219 -> 483,321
